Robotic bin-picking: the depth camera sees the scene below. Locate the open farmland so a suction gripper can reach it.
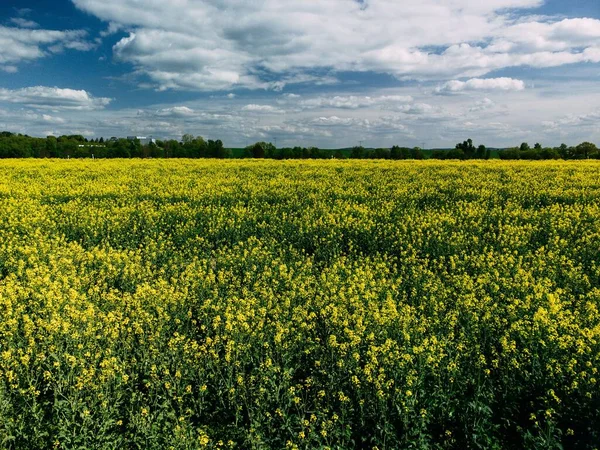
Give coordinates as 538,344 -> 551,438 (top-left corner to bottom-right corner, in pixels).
0,160 -> 599,449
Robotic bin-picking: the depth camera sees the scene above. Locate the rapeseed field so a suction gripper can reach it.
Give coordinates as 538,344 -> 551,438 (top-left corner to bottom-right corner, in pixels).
0,159 -> 599,449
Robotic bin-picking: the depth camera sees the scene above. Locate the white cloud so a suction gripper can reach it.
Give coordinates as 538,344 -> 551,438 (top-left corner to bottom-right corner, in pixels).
69,0 -> 600,91
41,114 -> 66,124
3,83 -> 600,147
241,104 -> 284,113
542,109 -> 600,131
15,8 -> 33,16
10,18 -> 39,28
0,65 -> 18,73
496,18 -> 600,53
153,106 -> 196,117
0,86 -> 112,110
253,123 -> 334,139
469,98 -> 496,112
307,115 -> 411,133
297,95 -> 413,110
100,22 -> 122,37
0,25 -> 94,69
435,77 -> 526,94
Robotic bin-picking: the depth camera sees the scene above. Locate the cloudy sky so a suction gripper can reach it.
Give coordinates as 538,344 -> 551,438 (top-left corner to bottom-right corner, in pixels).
0,0 -> 599,148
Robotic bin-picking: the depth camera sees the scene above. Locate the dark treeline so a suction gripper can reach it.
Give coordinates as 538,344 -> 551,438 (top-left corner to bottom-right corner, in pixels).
430,139 -> 490,160
0,132 -> 228,159
497,141 -> 600,160
0,132 -> 598,160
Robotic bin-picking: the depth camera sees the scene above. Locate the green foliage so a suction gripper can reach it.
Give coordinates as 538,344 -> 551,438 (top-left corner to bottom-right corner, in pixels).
500,142 -> 599,160
0,132 -> 598,161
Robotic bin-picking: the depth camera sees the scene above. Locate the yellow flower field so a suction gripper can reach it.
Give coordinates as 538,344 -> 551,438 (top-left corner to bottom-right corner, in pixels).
0,160 -> 599,449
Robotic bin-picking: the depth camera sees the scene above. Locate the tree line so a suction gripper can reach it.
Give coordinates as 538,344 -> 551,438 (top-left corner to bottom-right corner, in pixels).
0,132 -> 598,160
497,142 -> 599,160
0,132 -> 228,159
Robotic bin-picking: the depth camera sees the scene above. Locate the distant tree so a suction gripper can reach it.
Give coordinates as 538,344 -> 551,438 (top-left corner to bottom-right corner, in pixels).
163,139 -> 181,158
391,146 -> 412,160
129,138 -> 142,158
207,139 -> 228,158
541,147 -> 560,159
193,137 -> 208,158
558,143 -> 568,157
476,144 -> 486,159
447,148 -> 466,160
290,147 -> 302,159
391,145 -> 411,160
576,142 -> 598,159
247,142 -> 275,158
499,148 -> 521,160
373,148 -> 391,159
148,141 -> 163,158
333,149 -> 345,159
350,146 -> 366,159
108,139 -> 131,158
520,142 -> 530,152
58,139 -> 78,158
520,148 -> 542,160
430,150 -> 447,160
45,136 -> 58,158
411,147 -> 424,160
309,147 -> 325,159
534,143 -> 542,150
277,147 -> 290,159
455,139 -> 476,158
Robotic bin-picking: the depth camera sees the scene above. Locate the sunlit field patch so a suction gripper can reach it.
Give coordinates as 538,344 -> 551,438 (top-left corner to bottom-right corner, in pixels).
0,159 -> 599,449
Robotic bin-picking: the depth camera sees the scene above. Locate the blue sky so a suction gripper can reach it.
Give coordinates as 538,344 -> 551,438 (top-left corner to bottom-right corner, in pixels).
0,0 -> 599,148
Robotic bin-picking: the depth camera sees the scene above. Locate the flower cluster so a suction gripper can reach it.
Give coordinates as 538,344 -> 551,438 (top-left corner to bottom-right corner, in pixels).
0,159 -> 599,448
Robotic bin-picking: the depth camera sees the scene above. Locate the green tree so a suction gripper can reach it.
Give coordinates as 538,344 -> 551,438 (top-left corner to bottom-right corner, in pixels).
351,146 -> 366,159
247,142 -> 275,158
411,147 -> 424,160
476,144 -> 486,159
499,148 -> 521,160
576,142 -> 598,159
45,136 -> 58,158
456,139 -> 476,158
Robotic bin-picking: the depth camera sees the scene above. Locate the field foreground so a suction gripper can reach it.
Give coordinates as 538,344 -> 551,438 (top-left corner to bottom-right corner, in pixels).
0,160 -> 599,449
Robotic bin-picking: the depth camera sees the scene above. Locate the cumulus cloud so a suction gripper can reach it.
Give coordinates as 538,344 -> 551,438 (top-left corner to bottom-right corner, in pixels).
10,18 -> 39,28
41,114 -> 66,124
307,115 -> 410,133
68,0 -> 600,91
542,109 -> 600,131
152,106 -> 196,117
495,18 -> 600,53
253,123 -> 334,139
435,78 -> 526,94
469,98 -> 496,112
131,107 -> 240,129
0,65 -> 18,73
241,104 -> 284,113
0,25 -> 94,71
0,86 -> 112,110
297,95 -> 413,110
